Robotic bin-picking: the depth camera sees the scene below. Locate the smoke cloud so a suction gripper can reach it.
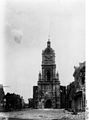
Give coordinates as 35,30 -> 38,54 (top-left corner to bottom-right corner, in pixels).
12,29 -> 23,44
5,23 -> 23,44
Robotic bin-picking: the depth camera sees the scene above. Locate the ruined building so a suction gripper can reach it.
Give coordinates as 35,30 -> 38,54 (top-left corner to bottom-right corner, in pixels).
66,62 -> 85,112
73,62 -> 85,111
0,84 -> 5,110
60,85 -> 66,109
33,40 -> 60,109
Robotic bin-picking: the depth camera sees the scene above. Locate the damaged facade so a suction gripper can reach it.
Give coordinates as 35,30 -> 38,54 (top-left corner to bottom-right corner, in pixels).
66,62 -> 85,112
0,84 -> 5,111
60,86 -> 66,109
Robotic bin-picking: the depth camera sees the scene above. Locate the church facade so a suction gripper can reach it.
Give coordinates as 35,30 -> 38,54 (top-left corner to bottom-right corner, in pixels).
33,40 -> 60,109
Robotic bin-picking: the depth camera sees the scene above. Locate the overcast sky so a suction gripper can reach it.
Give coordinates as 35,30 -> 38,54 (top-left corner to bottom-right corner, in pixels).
1,0 -> 85,102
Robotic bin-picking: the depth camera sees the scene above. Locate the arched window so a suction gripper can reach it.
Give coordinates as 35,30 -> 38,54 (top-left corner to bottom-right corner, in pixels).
47,70 -> 50,81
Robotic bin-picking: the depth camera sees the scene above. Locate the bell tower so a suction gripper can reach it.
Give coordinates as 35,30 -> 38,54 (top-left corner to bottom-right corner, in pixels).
41,39 -> 56,82
37,39 -> 60,109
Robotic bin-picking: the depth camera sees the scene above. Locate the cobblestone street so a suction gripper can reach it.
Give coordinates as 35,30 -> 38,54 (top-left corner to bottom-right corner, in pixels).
0,109 -> 86,120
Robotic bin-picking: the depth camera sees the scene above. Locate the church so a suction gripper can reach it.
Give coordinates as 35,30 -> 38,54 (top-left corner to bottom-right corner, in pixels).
33,39 -> 61,109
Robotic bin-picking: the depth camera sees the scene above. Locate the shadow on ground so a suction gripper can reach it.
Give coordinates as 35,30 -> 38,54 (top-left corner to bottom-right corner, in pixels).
0,117 -> 74,120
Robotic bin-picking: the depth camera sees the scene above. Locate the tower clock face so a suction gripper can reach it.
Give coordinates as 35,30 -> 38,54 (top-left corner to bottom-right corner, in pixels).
45,55 -> 53,60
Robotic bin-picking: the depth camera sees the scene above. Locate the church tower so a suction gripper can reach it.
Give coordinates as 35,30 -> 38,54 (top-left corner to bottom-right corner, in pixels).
37,40 -> 60,108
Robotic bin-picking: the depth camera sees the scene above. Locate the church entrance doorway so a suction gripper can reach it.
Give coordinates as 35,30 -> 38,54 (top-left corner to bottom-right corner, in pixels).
45,99 -> 52,108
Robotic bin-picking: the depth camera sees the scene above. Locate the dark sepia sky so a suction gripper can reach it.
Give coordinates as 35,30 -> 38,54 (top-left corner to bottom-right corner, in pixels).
3,0 -> 85,102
